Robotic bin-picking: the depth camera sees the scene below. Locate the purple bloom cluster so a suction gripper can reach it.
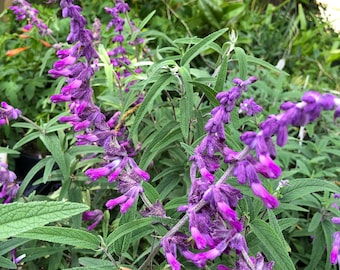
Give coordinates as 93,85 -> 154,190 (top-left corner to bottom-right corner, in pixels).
0,102 -> 22,126
331,194 -> 340,265
105,0 -> 144,92
10,0 -> 53,36
239,97 -> 262,116
49,0 -> 148,216
0,162 -> 19,203
161,77 -> 274,269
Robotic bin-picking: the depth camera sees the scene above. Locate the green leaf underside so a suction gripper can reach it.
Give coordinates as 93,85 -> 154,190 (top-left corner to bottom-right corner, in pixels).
0,201 -> 88,240
18,227 -> 100,250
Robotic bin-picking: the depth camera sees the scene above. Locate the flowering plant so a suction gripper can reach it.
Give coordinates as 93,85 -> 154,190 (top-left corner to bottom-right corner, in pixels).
0,0 -> 340,269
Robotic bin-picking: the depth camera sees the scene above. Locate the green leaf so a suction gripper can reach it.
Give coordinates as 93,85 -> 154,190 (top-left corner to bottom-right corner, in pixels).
178,66 -> 194,140
234,47 -> 247,80
40,133 -> 70,183
39,47 -> 55,76
133,10 -> 156,41
321,220 -> 335,270
143,182 -> 160,204
191,81 -> 219,107
98,44 -> 114,93
0,238 -> 30,256
0,147 -> 20,155
308,212 -> 322,232
129,74 -> 173,143
139,121 -> 178,170
298,4 -> 307,30
68,145 -> 105,156
250,219 -> 295,270
0,201 -> 89,240
305,225 -> 325,270
42,156 -> 55,184
12,131 -> 40,150
106,218 -> 154,248
268,210 -> 291,252
150,126 -> 182,153
280,178 -> 340,203
246,55 -> 289,75
164,196 -> 188,210
180,28 -> 228,66
17,157 -> 49,197
214,55 -> 229,92
0,256 -> 16,269
11,122 -> 39,129
18,227 -> 100,250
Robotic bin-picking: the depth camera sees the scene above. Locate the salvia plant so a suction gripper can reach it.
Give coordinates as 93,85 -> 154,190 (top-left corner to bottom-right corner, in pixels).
0,0 -> 340,269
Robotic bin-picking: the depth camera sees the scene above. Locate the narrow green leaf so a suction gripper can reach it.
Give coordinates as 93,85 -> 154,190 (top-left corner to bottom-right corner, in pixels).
129,74 -> 173,142
45,123 -> 72,133
298,4 -> 307,30
308,212 -> 322,232
143,182 -> 160,204
0,201 -> 89,240
214,55 -> 229,92
179,142 -> 195,156
179,66 -> 194,140
321,220 -> 335,270
0,147 -> 20,155
11,122 -> 38,129
164,196 -> 188,210
268,210 -> 291,252
18,227 -> 100,250
0,238 -> 30,256
17,157 -> 49,197
98,44 -> 114,93
191,81 -> 219,107
42,156 -> 55,184
246,55 -> 289,75
280,178 -> 340,203
150,127 -> 182,153
68,145 -> 105,156
180,28 -> 228,66
106,218 -> 154,247
234,47 -> 247,80
12,131 -> 40,150
133,10 -> 156,41
39,48 -> 55,76
250,219 -> 295,270
305,226 -> 325,270
0,256 -> 16,269
40,133 -> 70,183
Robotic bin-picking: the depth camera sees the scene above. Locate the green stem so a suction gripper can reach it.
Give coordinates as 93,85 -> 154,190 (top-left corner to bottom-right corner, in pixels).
19,115 -> 45,134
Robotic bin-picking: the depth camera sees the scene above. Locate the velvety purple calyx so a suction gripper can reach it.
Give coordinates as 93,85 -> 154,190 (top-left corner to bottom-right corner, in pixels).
330,232 -> 340,264
0,162 -> 19,204
0,102 -> 22,125
239,97 -> 263,116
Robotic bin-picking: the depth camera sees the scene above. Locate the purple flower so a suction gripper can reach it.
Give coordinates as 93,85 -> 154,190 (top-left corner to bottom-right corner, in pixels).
82,209 -> 103,231
331,232 -> 340,265
251,182 -> 279,209
10,0 -> 53,36
255,154 -> 282,179
0,162 -> 19,203
239,98 -> 263,116
140,200 -> 167,218
0,102 -> 22,125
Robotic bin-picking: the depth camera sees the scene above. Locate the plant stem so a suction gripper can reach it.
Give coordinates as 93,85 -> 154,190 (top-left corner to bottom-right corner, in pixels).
19,115 -> 45,134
